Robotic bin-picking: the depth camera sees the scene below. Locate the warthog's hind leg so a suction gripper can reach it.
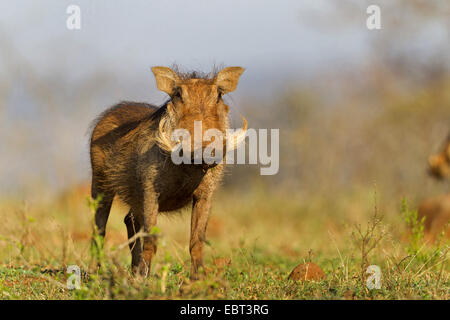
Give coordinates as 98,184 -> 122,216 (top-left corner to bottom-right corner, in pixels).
91,180 -> 114,238
90,179 -> 114,267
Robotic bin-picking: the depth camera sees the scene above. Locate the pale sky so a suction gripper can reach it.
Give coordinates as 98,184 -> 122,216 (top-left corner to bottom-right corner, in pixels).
0,1 -> 447,194
0,1 -> 371,88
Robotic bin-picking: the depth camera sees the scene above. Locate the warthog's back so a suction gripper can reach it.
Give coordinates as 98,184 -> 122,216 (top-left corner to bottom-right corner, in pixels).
90,102 -> 160,169
90,102 -> 162,201
91,102 -> 158,145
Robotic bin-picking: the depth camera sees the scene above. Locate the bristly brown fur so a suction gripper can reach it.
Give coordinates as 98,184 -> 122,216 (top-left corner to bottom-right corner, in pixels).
88,101 -> 168,140
170,64 -> 222,81
89,65 -> 245,279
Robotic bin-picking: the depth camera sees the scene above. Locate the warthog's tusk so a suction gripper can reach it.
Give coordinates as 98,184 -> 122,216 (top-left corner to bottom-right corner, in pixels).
226,116 -> 248,151
155,115 -> 177,153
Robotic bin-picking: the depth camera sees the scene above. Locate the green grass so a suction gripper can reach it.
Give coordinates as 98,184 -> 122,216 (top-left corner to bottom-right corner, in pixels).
0,187 -> 448,300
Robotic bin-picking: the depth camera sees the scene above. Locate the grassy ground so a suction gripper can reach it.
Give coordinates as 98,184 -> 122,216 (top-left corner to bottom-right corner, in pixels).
0,186 -> 448,300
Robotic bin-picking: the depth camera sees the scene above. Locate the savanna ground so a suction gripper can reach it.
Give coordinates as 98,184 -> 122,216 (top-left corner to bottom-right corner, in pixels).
0,182 -> 448,300
1,69 -> 449,300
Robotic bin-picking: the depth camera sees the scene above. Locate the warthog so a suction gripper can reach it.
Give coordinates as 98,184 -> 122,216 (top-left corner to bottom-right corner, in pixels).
89,66 -> 246,278
428,133 -> 450,180
418,133 -> 450,240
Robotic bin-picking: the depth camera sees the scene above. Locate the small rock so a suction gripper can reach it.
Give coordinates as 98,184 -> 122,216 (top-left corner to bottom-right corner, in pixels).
288,262 -> 325,281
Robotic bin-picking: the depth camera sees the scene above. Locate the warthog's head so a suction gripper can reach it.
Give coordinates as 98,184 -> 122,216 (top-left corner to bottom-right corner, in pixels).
151,66 -> 247,162
428,134 -> 450,180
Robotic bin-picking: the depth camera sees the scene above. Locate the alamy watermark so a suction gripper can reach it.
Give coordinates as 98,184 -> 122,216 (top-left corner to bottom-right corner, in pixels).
67,4 -> 381,31
66,5 -> 81,30
66,265 -> 81,290
366,5 -> 381,30
169,121 -> 279,176
366,265 -> 382,290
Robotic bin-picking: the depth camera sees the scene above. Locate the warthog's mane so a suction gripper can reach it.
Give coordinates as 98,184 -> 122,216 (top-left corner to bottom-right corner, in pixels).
170,64 -> 222,81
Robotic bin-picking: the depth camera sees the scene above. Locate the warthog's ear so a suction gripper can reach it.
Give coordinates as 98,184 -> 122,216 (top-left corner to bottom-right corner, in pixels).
152,66 -> 179,96
215,67 -> 245,94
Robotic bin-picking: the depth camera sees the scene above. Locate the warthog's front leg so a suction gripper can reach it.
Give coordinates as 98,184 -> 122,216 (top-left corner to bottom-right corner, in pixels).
133,195 -> 159,277
189,194 -> 212,279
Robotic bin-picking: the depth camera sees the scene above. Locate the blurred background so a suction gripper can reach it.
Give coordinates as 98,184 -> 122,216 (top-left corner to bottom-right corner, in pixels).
0,0 -> 449,209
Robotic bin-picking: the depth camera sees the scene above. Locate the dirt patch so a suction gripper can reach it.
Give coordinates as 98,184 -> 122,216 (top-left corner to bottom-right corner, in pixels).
207,216 -> 225,237
279,244 -> 298,257
2,275 -> 47,288
70,230 -> 127,244
213,257 -> 231,268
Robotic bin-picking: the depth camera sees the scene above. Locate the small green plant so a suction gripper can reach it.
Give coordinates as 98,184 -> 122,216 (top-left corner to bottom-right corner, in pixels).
351,186 -> 385,290
401,198 -> 425,256
351,212 -> 385,288
86,194 -> 107,270
86,193 -> 103,213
